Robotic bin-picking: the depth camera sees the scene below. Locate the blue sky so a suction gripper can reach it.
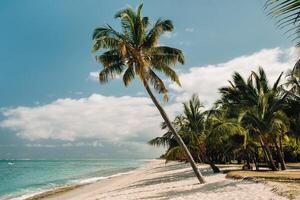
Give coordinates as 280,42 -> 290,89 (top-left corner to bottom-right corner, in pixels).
0,0 -> 295,159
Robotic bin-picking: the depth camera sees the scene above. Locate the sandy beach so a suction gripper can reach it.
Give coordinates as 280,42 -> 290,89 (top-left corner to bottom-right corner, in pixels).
30,160 -> 293,200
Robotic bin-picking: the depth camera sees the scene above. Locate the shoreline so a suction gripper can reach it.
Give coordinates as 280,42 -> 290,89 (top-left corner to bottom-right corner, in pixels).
6,160 -> 151,200
22,170 -> 137,200
35,159 -> 160,200
23,160 -> 292,200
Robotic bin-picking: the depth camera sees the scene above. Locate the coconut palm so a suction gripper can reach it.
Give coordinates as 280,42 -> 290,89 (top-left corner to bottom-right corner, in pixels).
240,100 -> 289,170
149,95 -> 206,163
204,107 -> 244,169
182,94 -> 206,163
92,4 -> 205,183
148,115 -> 188,162
149,94 -> 221,173
219,68 -> 288,170
286,62 -> 300,96
265,0 -> 300,47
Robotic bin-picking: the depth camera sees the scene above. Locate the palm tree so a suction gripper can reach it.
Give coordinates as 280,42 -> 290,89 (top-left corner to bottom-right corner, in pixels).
92,4 -> 205,183
286,62 -> 300,96
204,107 -> 243,170
149,94 -> 221,173
182,94 -> 206,163
219,68 -> 288,170
148,116 -> 189,162
149,95 -> 206,163
265,0 -> 300,47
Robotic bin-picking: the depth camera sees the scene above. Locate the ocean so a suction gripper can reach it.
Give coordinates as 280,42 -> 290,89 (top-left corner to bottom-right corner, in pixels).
0,159 -> 148,200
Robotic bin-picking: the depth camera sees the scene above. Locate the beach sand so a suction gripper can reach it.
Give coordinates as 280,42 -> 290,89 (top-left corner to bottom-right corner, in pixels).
33,159 -> 294,200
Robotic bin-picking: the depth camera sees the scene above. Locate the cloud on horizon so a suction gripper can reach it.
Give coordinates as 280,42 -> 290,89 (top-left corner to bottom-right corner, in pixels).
0,47 -> 297,147
169,47 -> 297,106
0,94 -> 162,142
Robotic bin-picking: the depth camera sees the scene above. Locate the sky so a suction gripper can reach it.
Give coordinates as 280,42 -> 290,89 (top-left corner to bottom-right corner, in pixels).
0,0 -> 297,159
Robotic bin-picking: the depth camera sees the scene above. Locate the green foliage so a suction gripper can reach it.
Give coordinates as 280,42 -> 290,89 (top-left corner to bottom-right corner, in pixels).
149,67 -> 300,164
265,0 -> 300,47
92,4 -> 184,100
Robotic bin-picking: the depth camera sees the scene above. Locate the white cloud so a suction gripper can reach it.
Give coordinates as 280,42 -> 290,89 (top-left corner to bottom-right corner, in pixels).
0,47 -> 298,147
136,91 -> 145,96
170,47 -> 298,106
89,71 -> 99,81
89,71 -> 121,82
0,94 -> 162,142
185,27 -> 194,32
162,32 -> 177,39
25,144 -> 57,148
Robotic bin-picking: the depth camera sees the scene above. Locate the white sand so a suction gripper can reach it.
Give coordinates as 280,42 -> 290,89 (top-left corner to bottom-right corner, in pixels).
43,160 -> 287,200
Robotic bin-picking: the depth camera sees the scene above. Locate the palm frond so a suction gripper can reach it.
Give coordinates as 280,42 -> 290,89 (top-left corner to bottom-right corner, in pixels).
265,0 -> 300,46
143,19 -> 174,48
151,62 -> 181,86
164,146 -> 186,162
93,4 -> 184,99
99,63 -> 125,84
151,46 -> 185,65
148,69 -> 168,94
123,64 -> 135,86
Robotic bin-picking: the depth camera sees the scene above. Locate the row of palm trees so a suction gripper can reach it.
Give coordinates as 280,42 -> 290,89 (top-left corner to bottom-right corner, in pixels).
149,66 -> 300,172
92,2 -> 300,184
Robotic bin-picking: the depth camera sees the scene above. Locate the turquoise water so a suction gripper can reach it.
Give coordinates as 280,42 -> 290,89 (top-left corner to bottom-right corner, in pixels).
0,159 -> 147,199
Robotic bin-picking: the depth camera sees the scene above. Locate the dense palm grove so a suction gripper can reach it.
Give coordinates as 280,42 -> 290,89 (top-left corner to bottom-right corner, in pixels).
149,0 -> 300,173
149,66 -> 300,172
94,1 -> 300,183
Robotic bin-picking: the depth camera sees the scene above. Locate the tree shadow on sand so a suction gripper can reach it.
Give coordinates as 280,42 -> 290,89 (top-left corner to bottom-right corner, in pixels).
123,169 -> 215,189
139,179 -> 255,200
150,162 -> 191,173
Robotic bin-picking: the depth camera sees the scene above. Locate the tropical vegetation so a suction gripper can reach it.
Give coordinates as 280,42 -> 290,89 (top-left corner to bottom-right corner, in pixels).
92,2 -> 300,182
149,67 -> 300,172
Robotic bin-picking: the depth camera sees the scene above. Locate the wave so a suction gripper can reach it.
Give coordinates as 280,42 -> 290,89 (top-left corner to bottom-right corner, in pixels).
71,170 -> 135,185
5,169 -> 137,200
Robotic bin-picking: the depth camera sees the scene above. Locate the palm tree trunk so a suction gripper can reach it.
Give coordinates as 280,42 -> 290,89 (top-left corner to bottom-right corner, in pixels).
273,137 -> 286,170
259,136 -> 277,171
265,145 -> 278,171
279,133 -> 283,154
254,147 -> 259,171
206,159 -> 220,173
143,81 -> 205,184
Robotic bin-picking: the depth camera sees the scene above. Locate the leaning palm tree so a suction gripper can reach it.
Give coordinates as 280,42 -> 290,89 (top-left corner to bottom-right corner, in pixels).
92,4 -> 205,183
149,115 -> 195,162
149,94 -> 221,173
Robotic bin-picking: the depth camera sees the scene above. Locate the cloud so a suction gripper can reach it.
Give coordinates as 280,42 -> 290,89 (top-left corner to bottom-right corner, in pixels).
170,47 -> 298,106
0,47 -> 297,149
24,141 -> 103,148
0,94 -> 162,142
89,71 -> 99,81
89,71 -> 121,81
185,27 -> 194,32
162,32 -> 177,39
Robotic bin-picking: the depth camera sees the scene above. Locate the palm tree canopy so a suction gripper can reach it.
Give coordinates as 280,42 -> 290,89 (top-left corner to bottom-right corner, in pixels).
219,67 -> 288,139
92,4 -> 184,101
183,94 -> 206,134
265,0 -> 300,47
219,67 -> 284,110
286,61 -> 300,95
